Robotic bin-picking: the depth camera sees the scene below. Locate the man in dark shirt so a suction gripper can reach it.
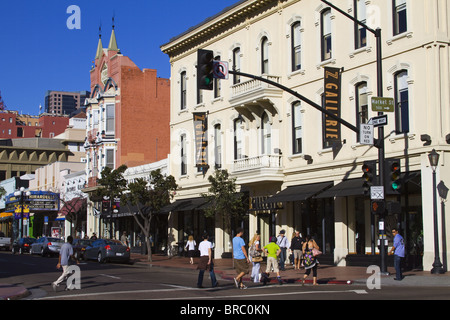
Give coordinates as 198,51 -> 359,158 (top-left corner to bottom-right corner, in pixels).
290,231 -> 304,270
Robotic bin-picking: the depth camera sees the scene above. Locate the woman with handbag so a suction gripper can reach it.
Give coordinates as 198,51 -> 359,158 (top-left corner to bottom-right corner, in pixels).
302,235 -> 321,285
249,233 -> 263,283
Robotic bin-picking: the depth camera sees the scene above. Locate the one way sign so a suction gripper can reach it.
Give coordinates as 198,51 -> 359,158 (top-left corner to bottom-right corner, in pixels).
368,115 -> 388,127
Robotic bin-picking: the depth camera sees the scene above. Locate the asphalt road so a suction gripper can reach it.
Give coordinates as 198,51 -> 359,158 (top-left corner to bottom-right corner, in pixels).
1,251 -> 449,308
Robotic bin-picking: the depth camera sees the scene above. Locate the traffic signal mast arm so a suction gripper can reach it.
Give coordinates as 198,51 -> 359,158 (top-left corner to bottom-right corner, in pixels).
228,69 -> 359,135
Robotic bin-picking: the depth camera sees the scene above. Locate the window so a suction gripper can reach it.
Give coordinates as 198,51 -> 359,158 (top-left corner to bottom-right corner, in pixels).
101,63 -> 108,85
233,48 -> 241,84
214,124 -> 222,169
261,113 -> 271,154
180,134 -> 187,175
180,71 -> 187,110
354,0 -> 367,49
394,71 -> 409,134
393,0 -> 407,35
105,104 -> 115,134
234,118 -> 244,160
106,149 -> 114,169
355,82 -> 368,142
261,37 -> 269,74
321,9 -> 332,61
292,102 -> 303,154
291,22 -> 302,71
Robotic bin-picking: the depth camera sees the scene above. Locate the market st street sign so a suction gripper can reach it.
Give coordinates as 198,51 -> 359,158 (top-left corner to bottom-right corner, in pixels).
371,97 -> 394,112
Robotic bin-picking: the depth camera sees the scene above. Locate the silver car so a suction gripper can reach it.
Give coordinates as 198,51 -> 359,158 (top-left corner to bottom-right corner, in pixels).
30,237 -> 64,257
84,239 -> 131,264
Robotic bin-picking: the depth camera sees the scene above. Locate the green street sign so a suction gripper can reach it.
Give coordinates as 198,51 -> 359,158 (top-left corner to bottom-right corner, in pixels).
371,97 -> 395,112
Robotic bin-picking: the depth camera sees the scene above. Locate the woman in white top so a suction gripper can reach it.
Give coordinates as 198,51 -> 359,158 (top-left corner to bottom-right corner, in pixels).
249,233 -> 262,282
185,235 -> 196,264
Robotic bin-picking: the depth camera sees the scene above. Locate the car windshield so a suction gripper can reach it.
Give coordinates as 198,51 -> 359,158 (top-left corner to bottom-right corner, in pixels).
47,238 -> 63,242
104,240 -> 124,246
78,240 -> 91,246
23,238 -> 36,244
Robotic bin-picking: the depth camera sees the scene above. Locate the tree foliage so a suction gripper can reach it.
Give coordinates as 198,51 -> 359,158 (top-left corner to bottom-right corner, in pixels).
121,169 -> 177,262
202,169 -> 246,235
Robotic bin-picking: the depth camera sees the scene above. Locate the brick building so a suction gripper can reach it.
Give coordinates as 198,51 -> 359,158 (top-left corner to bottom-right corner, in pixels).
0,110 -> 69,139
84,26 -> 170,239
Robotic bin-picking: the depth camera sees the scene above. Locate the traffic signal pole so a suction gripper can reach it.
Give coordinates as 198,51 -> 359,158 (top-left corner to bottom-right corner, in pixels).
320,0 -> 388,274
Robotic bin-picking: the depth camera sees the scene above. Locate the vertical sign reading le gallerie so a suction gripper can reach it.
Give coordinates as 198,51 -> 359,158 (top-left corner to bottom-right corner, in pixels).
324,67 -> 342,146
193,112 -> 208,168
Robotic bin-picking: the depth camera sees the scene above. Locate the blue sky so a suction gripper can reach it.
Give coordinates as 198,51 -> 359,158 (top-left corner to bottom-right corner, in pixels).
0,0 -> 239,115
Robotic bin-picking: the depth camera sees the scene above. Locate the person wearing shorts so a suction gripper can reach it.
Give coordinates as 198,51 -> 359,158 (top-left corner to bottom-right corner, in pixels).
263,236 -> 282,285
232,228 -> 250,289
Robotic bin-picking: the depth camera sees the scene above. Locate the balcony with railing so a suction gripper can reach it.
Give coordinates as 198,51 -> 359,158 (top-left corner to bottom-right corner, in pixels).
229,75 -> 283,107
233,154 -> 282,172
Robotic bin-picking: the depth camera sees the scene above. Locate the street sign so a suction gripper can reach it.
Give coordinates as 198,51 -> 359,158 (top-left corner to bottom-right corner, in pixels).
368,114 -> 388,127
213,60 -> 229,79
360,123 -> 374,145
370,186 -> 384,200
371,97 -> 394,112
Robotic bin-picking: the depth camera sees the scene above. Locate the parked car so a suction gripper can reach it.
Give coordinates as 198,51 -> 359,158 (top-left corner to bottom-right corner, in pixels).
12,237 -> 36,254
0,231 -> 11,251
84,239 -> 131,264
72,238 -> 92,261
30,237 -> 64,257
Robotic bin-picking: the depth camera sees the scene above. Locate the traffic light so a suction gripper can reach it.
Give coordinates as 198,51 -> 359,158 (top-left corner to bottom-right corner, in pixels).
385,158 -> 401,194
362,161 -> 376,195
197,49 -> 214,90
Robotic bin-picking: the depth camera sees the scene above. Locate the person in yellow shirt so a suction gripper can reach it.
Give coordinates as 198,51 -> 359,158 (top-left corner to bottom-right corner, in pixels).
262,236 -> 282,285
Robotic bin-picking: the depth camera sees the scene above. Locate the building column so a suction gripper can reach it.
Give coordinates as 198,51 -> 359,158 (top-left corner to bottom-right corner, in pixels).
334,197 -> 349,266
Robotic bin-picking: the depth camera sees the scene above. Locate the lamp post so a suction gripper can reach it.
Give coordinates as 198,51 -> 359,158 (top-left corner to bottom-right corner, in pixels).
14,187 -> 31,239
428,149 -> 445,274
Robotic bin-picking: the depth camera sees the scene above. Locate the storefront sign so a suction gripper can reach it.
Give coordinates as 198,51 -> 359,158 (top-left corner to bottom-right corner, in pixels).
323,67 -> 342,145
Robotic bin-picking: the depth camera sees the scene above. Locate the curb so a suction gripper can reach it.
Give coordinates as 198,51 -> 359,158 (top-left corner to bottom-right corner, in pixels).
0,285 -> 30,300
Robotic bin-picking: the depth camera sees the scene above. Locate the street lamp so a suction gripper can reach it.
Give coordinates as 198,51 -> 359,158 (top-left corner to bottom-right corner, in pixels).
14,187 -> 31,239
428,149 -> 445,274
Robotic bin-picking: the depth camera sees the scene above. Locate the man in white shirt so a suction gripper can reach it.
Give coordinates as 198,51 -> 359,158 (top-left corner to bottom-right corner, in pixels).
196,234 -> 218,288
52,235 -> 78,291
277,230 -> 289,271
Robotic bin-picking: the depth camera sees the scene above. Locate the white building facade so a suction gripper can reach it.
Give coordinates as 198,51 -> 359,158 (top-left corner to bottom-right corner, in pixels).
161,0 -> 450,270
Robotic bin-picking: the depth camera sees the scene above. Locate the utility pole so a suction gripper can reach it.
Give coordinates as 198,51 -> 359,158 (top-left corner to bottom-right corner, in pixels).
320,0 -> 388,274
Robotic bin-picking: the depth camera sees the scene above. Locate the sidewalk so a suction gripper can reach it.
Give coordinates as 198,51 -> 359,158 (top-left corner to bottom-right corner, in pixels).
2,253 -> 449,300
131,253 -> 450,287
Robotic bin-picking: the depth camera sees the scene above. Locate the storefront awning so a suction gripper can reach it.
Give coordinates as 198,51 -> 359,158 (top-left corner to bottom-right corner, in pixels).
57,197 -> 86,220
314,179 -> 364,199
265,181 -> 333,203
159,197 -> 210,213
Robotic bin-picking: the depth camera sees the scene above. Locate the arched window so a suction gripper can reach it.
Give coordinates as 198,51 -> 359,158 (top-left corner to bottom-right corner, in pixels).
394,70 -> 409,134
354,0 -> 367,49
233,48 -> 241,84
355,82 -> 368,142
180,134 -> 187,175
261,113 -> 272,155
214,124 -> 222,169
321,9 -> 332,61
234,118 -> 244,159
291,22 -> 302,71
292,101 -> 302,154
261,37 -> 269,74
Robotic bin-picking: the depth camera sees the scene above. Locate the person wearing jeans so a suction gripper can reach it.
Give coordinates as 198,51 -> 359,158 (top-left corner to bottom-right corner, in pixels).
389,228 -> 405,281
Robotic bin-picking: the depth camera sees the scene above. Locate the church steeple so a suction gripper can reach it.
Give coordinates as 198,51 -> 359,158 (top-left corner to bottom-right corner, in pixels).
95,26 -> 103,60
108,17 -> 119,52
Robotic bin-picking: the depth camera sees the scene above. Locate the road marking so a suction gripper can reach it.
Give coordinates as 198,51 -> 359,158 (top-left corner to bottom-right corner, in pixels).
99,273 -> 121,279
156,286 -> 369,300
36,284 -> 195,300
